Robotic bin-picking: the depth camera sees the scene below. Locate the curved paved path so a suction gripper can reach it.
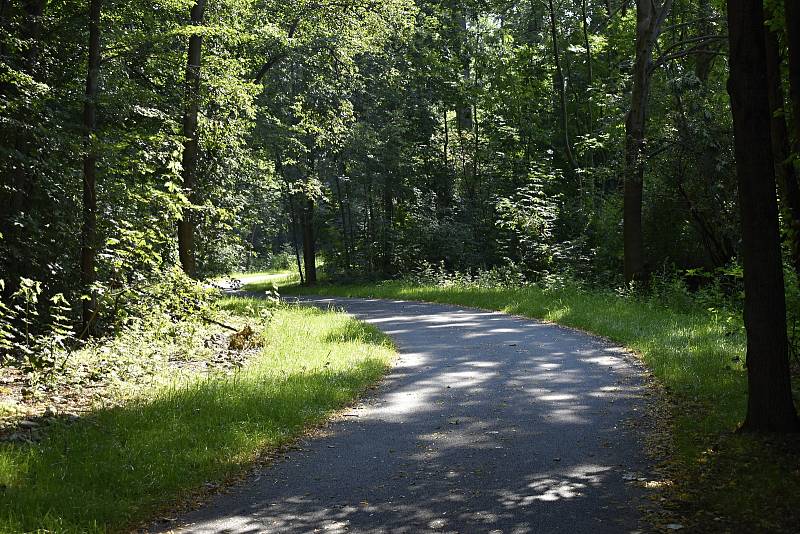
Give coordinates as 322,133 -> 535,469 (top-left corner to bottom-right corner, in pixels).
163,297 -> 652,533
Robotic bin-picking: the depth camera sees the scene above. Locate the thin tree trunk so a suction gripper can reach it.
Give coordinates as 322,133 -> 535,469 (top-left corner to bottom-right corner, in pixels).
246,222 -> 257,272
623,0 -> 672,283
177,0 -> 206,277
276,152 -> 304,285
581,0 -> 595,167
786,0 -> 800,162
676,174 -> 733,268
382,171 -> 393,275
581,0 -> 593,94
302,198 -> 317,285
547,0 -> 577,170
764,11 -> 800,277
455,7 -> 473,131
457,118 -> 468,184
288,193 -> 304,286
473,102 -> 479,185
80,0 -> 102,335
289,200 -> 306,285
334,163 -> 352,269
443,109 -> 449,170
365,180 -> 374,272
345,178 -> 356,263
439,108 -> 452,215
727,0 -> 799,433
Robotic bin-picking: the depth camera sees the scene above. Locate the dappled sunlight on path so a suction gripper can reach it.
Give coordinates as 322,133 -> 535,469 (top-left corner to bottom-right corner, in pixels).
160,298 -> 652,534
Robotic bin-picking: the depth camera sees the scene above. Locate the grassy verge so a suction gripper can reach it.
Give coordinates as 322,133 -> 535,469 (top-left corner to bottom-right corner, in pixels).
215,270 -> 300,287
0,301 -> 395,533
262,279 -> 800,532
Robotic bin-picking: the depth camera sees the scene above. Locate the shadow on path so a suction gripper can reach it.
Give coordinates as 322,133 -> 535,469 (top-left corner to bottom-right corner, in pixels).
160,297 -> 653,533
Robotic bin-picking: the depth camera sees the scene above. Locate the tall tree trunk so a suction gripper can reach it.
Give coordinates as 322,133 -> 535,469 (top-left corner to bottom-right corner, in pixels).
287,192 -> 304,286
623,0 -> 672,283
345,179 -> 356,261
381,171 -> 393,275
334,162 -> 352,269
473,102 -> 480,184
727,0 -> 799,433
80,0 -> 102,335
276,152 -> 304,285
363,181 -> 372,272
581,0 -> 594,168
177,0 -> 206,277
439,108 -> 453,216
547,0 -> 577,169
289,195 -> 304,286
786,0 -> 800,160
455,7 -> 473,131
443,109 -> 449,171
693,0 -> 717,84
302,198 -> 317,285
246,222 -> 257,272
764,9 -> 800,277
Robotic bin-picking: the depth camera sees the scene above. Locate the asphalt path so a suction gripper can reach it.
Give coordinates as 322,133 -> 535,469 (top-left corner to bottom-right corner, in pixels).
160,297 -> 652,533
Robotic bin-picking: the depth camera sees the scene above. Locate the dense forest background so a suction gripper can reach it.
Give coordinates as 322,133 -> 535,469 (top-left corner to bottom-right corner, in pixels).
2,0 -> 800,424
1,0 -> 747,289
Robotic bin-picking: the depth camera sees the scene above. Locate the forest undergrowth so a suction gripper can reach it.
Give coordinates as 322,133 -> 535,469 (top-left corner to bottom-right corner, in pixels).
0,277 -> 395,532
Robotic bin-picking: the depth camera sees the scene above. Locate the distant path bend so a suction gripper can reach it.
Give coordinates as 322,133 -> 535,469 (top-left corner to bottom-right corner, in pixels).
166,296 -> 653,533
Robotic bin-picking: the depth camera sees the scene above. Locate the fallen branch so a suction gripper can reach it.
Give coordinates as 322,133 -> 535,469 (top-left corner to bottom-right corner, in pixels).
201,316 -> 239,332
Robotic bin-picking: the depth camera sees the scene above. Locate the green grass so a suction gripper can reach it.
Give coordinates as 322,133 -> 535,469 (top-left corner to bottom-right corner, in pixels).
0,303 -> 395,533
259,279 -> 800,531
215,270 -> 300,287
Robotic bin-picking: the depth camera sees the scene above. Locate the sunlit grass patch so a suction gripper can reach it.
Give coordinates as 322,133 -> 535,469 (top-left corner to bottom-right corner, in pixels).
215,270 -> 300,288
0,306 -> 394,533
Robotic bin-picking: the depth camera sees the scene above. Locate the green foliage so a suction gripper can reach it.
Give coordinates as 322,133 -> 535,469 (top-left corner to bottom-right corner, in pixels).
0,267 -> 219,389
0,305 -> 395,532
0,0 -> 741,316
0,279 -> 76,374
495,165 -> 562,276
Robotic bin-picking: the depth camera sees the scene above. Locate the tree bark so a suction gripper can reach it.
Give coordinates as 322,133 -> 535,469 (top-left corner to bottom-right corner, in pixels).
623,0 -> 672,283
177,0 -> 206,277
443,109 -> 449,171
345,178 -> 356,261
381,171 -> 393,275
547,0 -> 577,170
334,161 -> 352,269
786,0 -> 800,161
581,0 -> 593,90
80,0 -> 102,335
288,194 -> 304,286
289,195 -> 304,285
764,10 -> 800,277
455,7 -> 473,131
581,0 -> 594,168
693,0 -> 717,84
276,152 -> 304,285
727,0 -> 799,433
302,198 -> 317,285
